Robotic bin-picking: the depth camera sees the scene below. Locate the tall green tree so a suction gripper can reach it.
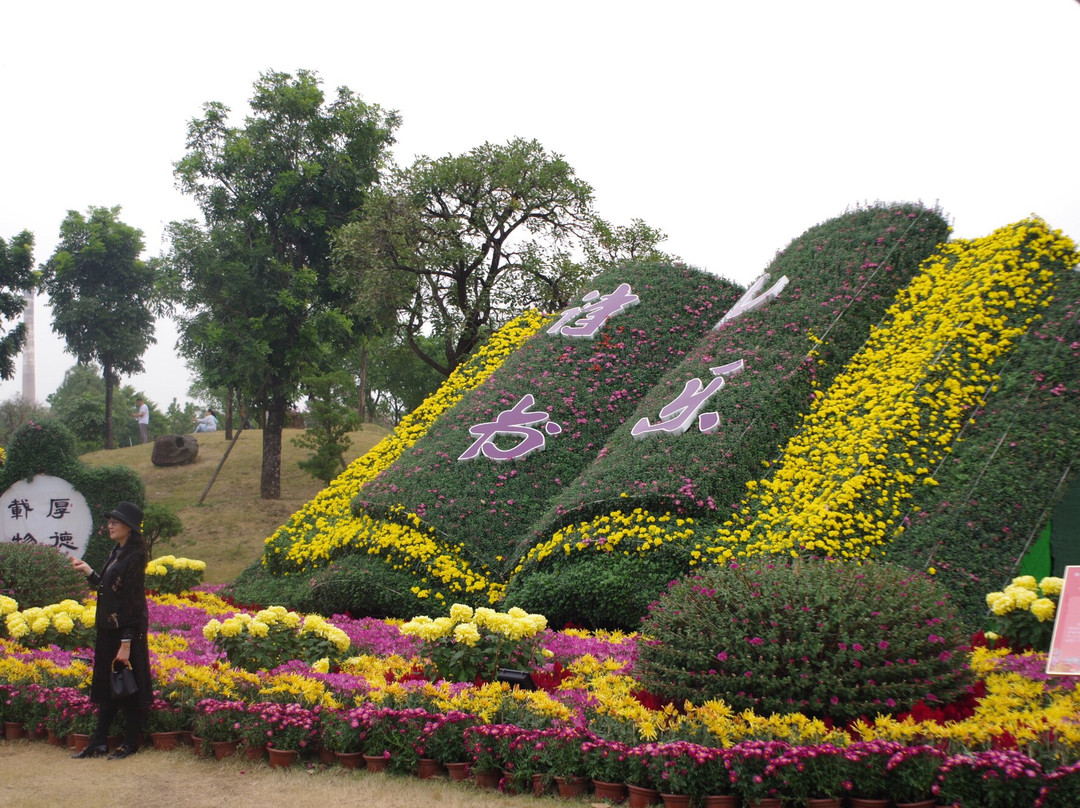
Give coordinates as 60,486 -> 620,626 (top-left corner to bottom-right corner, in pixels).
171,69 -> 399,499
0,230 -> 37,380
333,138 -> 596,377
333,138 -> 673,378
42,207 -> 158,449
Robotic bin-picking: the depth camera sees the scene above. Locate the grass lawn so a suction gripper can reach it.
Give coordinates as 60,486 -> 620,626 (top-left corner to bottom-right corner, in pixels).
80,425 -> 389,584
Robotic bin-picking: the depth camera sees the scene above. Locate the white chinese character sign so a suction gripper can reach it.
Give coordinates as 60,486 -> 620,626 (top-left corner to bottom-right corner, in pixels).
631,360 -> 746,438
0,475 -> 94,558
458,395 -> 563,461
546,283 -> 640,338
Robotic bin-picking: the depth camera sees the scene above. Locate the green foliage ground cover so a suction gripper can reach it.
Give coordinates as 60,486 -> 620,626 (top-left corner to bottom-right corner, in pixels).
356,262 -> 741,576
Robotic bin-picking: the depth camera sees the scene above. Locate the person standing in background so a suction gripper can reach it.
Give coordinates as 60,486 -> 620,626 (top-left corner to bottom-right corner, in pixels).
132,398 -> 149,444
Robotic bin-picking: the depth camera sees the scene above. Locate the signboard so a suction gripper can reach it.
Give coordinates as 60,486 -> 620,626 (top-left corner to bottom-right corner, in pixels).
1047,565 -> 1080,676
0,475 -> 94,559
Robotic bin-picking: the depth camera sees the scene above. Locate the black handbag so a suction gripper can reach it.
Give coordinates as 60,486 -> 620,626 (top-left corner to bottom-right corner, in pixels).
110,659 -> 138,699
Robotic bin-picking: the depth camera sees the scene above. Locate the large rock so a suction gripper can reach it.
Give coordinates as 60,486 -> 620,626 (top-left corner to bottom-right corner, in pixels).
151,435 -> 199,467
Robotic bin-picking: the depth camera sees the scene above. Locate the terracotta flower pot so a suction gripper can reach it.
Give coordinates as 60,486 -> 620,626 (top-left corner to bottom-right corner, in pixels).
849,800 -> 890,808
212,739 -> 239,760
805,799 -> 842,808
245,743 -> 265,761
746,800 -> 782,808
445,761 -> 470,781
592,779 -> 628,803
555,774 -> 590,799
364,754 -> 390,773
533,773 -> 552,796
150,731 -> 182,751
702,797 -> 737,808
47,730 -> 66,747
267,747 -> 298,768
3,722 -> 26,741
474,769 -> 502,789
659,794 -> 691,808
894,802 -> 936,808
417,758 -> 443,779
627,784 -> 661,808
319,746 -> 336,764
335,751 -> 363,769
70,733 -> 91,753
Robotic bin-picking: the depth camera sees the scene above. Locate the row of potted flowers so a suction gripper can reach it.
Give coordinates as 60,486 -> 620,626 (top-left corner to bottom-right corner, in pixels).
3,688 -> 1079,808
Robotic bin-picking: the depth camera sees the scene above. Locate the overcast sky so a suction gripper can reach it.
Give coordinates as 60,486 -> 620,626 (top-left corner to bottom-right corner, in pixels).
1,0 -> 1077,411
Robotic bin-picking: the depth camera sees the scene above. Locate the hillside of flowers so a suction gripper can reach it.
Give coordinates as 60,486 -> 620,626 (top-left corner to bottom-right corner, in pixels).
503,218 -> 1079,626
239,310 -> 552,614
502,204 -> 949,622
2,587 -> 1080,806
695,218 -> 1079,617
891,257 -> 1080,617
356,262 -> 740,576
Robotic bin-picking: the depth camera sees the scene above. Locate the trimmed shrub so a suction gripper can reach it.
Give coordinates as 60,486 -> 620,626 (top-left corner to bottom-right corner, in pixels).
0,543 -> 88,607
636,559 -> 973,722
227,554 -> 425,618
142,503 -> 183,558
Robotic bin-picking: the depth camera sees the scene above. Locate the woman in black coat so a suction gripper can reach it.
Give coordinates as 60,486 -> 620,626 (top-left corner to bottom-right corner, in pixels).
70,501 -> 153,759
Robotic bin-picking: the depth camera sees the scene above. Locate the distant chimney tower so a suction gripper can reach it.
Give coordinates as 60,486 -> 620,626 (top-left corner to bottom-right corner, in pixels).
21,290 -> 35,403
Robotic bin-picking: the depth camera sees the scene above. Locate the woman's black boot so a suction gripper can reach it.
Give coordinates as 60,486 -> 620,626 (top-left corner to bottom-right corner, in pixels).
71,743 -> 108,759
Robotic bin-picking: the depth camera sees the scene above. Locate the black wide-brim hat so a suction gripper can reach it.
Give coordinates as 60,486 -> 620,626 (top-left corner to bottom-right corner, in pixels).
107,501 -> 144,534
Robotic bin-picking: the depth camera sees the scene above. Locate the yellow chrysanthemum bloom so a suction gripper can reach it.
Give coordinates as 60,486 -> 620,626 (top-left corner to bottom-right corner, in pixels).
986,592 -> 1015,616
1004,585 -> 1037,610
1030,598 -> 1056,623
1011,575 -> 1039,592
453,622 -> 481,647
1039,577 -> 1064,597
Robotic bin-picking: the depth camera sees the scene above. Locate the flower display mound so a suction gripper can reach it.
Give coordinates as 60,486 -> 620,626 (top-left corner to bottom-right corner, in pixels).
704,218 -> 1080,621
243,310 -> 553,614
503,203 -> 950,627
635,559 -> 973,723
889,248 -> 1080,619
355,261 -> 741,576
3,588 -> 1080,799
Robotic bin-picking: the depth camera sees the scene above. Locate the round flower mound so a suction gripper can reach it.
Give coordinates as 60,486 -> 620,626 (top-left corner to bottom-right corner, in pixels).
636,559 -> 973,723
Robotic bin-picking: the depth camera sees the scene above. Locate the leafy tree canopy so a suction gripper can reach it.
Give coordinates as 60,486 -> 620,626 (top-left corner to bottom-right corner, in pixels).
41,206 -> 159,450
0,230 -> 38,381
169,69 -> 400,498
333,137 -> 672,378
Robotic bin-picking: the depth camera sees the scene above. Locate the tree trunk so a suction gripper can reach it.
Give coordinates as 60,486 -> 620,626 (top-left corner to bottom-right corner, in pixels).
260,393 -> 286,499
103,362 -> 116,450
225,386 -> 234,441
357,340 -> 368,425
